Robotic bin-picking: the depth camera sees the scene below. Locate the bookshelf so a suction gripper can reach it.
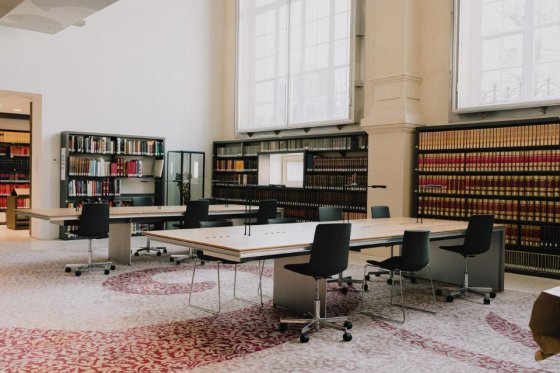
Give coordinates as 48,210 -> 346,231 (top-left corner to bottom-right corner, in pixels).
415,118 -> 560,278
0,129 -> 31,225
212,132 -> 368,221
60,131 -> 165,239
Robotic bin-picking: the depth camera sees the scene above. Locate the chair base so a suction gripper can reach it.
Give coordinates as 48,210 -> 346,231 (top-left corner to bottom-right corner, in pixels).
65,261 -> 115,277
443,286 -> 496,305
133,246 -> 167,257
327,273 -> 362,294
171,248 -> 194,264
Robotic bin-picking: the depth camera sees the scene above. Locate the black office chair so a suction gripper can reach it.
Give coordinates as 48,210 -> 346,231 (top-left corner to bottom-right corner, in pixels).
189,220 -> 265,314
279,223 -> 353,343
361,230 -> 435,323
365,205 -> 394,284
64,203 -> 116,277
247,199 -> 278,225
132,196 -> 167,257
371,205 -> 390,219
318,206 -> 357,293
437,214 -> 497,304
170,200 -> 210,264
267,217 -> 298,224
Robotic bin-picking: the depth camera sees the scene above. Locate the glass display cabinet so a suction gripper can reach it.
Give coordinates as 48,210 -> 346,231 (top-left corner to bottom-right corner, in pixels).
166,151 -> 205,205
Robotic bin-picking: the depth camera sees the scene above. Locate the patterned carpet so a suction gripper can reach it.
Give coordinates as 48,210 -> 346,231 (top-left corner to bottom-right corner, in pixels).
0,236 -> 559,372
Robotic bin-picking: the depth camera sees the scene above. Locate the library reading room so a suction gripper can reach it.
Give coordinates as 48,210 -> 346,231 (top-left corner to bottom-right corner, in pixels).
1,1 -> 560,372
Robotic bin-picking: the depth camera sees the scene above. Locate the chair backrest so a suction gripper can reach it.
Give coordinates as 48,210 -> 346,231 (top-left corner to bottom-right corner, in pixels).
132,196 -> 153,207
256,199 -> 278,224
308,223 -> 352,278
267,217 -> 298,224
183,199 -> 210,229
200,220 -> 233,228
371,205 -> 390,219
76,203 -> 110,238
462,214 -> 495,256
399,230 -> 431,272
318,206 -> 343,222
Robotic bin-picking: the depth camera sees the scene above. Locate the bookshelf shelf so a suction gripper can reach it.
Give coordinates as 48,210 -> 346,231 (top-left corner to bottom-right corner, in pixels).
212,132 -> 368,221
416,118 -> 560,279
60,131 -> 165,239
0,129 -> 30,225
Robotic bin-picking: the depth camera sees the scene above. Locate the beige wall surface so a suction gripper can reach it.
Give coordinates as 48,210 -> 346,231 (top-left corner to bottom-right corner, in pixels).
0,0 -> 226,238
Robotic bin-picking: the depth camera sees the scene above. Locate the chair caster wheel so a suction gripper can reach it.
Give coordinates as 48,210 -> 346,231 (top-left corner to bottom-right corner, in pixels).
65,267 -> 71,273
175,261 -> 181,265
134,252 -> 139,256
278,323 -> 288,332
410,277 -> 417,283
170,257 -> 175,262
75,270 -> 81,277
387,279 -> 393,285
343,332 -> 352,342
344,321 -> 352,330
363,284 -> 369,291
163,249 -> 168,254
110,265 -> 116,270
201,261 -> 205,266
364,275 -> 370,281
300,334 -> 309,343
484,298 -> 491,305
490,291 -> 496,298
446,295 -> 454,302
435,289 -> 443,296
340,287 -> 348,295
156,252 -> 162,256
104,269 -> 110,275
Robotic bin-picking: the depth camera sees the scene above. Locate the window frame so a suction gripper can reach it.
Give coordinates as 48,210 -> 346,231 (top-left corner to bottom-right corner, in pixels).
452,0 -> 560,114
234,0 -> 357,134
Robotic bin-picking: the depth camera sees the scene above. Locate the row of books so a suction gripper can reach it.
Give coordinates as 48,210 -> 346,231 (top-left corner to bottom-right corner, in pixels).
0,183 -> 30,196
68,157 -> 145,177
216,135 -> 368,156
0,131 -> 30,144
505,250 -> 560,275
212,173 -> 257,185
67,135 -> 164,156
418,175 -> 560,197
0,196 -> 29,209
0,158 -> 29,174
514,225 -> 560,248
280,206 -> 367,222
211,186 -> 367,210
214,159 -> 257,171
305,173 -> 367,191
419,196 -> 560,223
67,179 -> 121,197
418,150 -> 560,172
418,123 -> 560,150
0,173 -> 28,181
308,156 -> 367,172
8,145 -> 30,157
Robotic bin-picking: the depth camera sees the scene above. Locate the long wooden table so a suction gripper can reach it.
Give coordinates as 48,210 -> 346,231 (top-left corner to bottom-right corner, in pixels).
145,218 -> 505,313
16,204 -> 260,265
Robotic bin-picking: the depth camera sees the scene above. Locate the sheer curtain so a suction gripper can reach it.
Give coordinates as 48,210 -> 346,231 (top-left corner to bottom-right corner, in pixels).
455,0 -> 560,112
237,0 -> 353,132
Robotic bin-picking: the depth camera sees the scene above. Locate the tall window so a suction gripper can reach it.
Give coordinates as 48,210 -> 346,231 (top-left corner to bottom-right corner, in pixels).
237,0 -> 354,132
454,0 -> 560,112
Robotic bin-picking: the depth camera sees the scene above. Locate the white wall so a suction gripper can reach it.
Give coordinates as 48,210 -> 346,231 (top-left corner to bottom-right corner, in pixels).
0,0 -> 225,238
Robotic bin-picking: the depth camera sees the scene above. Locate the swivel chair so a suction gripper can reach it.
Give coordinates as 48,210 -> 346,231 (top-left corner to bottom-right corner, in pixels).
247,199 -> 278,225
65,203 -> 116,277
361,230 -> 435,323
170,199 -> 210,264
132,196 -> 167,257
318,206 -> 357,293
279,223 -> 353,343
436,214 -> 496,305
365,205 -> 394,284
267,217 -> 298,224
189,220 -> 266,314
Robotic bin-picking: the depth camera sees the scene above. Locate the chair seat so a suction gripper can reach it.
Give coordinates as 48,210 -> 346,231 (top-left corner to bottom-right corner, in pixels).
439,244 -> 476,257
367,257 -> 402,271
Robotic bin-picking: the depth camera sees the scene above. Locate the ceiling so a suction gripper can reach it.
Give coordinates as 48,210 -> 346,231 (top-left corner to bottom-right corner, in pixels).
0,0 -> 118,34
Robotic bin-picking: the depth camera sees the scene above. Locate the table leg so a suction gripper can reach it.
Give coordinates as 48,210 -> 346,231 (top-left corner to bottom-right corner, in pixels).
108,222 -> 132,265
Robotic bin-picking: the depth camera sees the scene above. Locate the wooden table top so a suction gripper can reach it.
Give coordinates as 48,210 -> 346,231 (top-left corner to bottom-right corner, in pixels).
15,204 -> 254,221
145,218 -> 503,261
